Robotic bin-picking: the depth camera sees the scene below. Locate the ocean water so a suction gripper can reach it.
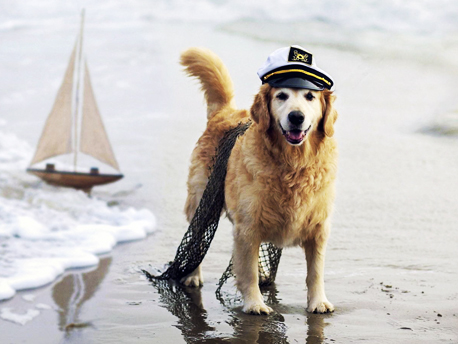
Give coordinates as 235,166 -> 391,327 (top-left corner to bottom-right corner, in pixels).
4,0 -> 457,34
2,0 -> 458,74
147,0 -> 458,35
3,0 -> 458,74
1,0 -> 457,303
3,0 -> 458,39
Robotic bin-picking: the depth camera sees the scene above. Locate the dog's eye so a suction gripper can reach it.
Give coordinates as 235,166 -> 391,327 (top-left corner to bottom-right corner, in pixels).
305,92 -> 315,101
276,92 -> 289,101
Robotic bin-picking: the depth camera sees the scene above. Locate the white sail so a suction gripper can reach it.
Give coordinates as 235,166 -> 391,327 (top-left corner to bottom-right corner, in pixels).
80,61 -> 120,171
29,41 -> 76,165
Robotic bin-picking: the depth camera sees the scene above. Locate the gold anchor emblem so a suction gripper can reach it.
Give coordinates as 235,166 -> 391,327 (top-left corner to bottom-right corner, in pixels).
293,50 -> 308,63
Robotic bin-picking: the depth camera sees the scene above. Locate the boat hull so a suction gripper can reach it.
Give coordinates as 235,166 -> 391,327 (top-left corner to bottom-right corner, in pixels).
27,168 -> 123,190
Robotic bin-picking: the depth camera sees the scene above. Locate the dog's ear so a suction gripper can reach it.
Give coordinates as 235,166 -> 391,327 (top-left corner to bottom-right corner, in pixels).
250,84 -> 271,132
320,90 -> 338,137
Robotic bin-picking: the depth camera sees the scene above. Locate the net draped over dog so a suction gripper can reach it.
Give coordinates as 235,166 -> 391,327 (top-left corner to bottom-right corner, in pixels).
143,121 -> 283,293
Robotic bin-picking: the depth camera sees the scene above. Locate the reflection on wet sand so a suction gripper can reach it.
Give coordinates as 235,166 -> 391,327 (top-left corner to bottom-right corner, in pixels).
226,310 -> 288,343
151,280 -> 218,342
52,257 -> 112,335
151,280 -> 327,344
306,314 -> 326,344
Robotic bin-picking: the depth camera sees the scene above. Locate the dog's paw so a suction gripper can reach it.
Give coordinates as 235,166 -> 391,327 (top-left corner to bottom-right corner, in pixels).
242,301 -> 273,315
180,274 -> 203,287
307,299 -> 334,314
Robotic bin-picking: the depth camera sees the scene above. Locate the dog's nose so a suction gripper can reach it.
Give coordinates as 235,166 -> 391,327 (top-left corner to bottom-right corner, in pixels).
288,111 -> 305,126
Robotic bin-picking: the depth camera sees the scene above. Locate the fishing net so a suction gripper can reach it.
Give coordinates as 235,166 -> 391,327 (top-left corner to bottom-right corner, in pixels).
143,121 -> 282,294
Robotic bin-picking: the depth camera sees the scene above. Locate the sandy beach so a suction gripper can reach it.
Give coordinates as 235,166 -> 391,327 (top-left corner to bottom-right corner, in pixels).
1,1 -> 458,343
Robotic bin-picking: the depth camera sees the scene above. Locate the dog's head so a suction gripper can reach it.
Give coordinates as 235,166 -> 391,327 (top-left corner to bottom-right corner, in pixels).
250,84 -> 337,146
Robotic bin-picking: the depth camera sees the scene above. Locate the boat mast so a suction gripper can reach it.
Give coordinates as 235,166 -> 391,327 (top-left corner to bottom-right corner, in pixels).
73,9 -> 85,171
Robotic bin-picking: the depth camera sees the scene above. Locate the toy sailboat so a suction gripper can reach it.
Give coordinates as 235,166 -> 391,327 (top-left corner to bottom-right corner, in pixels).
27,10 -> 123,191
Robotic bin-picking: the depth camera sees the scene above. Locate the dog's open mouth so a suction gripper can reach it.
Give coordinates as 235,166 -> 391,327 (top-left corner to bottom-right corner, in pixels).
280,125 -> 311,145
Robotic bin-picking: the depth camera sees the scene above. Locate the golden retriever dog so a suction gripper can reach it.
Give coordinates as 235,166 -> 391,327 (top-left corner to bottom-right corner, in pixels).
180,47 -> 338,315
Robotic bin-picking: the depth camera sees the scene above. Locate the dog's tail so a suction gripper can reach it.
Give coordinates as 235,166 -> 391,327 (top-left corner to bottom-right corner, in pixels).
181,48 -> 236,119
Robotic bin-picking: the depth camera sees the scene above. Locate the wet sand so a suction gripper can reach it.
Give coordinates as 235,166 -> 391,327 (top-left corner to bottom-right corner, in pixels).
2,20 -> 458,343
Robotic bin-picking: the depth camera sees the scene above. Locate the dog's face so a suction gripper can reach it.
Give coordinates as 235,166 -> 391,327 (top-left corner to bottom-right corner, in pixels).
250,84 -> 336,144
271,88 -> 323,146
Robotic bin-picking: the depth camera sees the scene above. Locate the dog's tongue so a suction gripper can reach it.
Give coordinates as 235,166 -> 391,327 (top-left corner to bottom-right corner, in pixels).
287,130 -> 304,142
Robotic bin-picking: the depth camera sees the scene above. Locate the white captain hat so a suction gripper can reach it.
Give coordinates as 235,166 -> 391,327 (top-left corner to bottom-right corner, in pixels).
257,45 -> 334,90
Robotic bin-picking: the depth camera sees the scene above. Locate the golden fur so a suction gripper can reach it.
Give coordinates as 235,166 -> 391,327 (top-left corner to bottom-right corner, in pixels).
180,47 -> 338,314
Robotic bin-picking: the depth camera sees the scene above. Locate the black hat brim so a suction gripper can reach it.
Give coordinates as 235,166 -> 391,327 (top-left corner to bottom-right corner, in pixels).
267,76 -> 324,90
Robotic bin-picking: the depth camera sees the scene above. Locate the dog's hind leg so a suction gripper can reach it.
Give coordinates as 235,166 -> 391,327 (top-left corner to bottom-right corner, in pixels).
180,47 -> 236,287
180,264 -> 203,288
303,223 -> 334,313
181,164 -> 207,287
233,227 -> 273,315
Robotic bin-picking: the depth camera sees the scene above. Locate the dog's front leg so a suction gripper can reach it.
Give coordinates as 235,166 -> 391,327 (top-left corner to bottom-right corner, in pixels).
233,228 -> 272,315
303,224 -> 334,314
